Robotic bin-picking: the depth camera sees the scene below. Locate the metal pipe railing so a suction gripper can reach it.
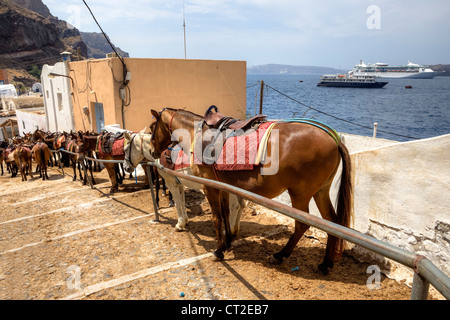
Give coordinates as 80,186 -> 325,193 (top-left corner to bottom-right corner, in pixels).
145,162 -> 450,300
52,149 -> 450,300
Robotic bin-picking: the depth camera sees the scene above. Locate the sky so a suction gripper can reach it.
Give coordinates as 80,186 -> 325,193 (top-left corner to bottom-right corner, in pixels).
43,0 -> 450,69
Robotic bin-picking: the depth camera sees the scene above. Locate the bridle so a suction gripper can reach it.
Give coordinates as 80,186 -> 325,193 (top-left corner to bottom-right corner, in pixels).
150,108 -> 176,155
125,131 -> 149,169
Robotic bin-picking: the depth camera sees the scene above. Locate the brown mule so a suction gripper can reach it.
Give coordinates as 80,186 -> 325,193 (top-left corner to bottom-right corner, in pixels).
14,145 -> 33,181
80,133 -> 151,193
32,142 -> 51,180
149,108 -> 353,275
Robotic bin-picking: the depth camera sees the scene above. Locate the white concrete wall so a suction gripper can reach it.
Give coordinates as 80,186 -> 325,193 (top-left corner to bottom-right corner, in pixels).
16,110 -> 47,135
274,133 -> 450,290
350,134 -> 450,283
41,62 -> 75,133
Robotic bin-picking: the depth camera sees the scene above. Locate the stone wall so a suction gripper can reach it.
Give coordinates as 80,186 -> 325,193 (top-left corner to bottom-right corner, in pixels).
274,133 -> 450,293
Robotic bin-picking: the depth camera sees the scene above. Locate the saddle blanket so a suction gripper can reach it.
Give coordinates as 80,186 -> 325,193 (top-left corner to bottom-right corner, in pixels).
97,137 -> 125,157
55,135 -> 65,149
191,121 -> 275,171
161,146 -> 191,171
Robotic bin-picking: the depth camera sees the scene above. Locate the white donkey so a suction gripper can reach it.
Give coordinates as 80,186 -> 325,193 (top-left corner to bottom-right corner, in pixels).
123,130 -> 246,234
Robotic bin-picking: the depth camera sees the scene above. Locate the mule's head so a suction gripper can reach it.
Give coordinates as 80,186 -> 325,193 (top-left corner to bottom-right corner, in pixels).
149,109 -> 174,158
123,131 -> 142,173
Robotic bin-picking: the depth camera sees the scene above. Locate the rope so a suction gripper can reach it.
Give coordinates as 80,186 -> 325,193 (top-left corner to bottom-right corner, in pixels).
260,83 -> 420,140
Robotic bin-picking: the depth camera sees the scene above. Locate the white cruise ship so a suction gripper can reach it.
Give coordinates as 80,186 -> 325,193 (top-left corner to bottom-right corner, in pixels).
350,60 -> 441,79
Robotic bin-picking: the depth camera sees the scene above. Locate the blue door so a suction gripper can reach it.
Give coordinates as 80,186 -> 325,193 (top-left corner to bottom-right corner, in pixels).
95,102 -> 105,133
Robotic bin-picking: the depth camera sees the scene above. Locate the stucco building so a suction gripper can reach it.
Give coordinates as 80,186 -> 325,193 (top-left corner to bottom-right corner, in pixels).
41,57 -> 247,133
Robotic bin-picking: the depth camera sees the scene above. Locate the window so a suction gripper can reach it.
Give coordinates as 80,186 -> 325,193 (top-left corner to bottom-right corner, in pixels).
57,93 -> 63,111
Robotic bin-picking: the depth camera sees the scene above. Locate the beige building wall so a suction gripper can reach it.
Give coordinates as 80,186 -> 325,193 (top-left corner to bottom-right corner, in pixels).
68,58 -> 247,133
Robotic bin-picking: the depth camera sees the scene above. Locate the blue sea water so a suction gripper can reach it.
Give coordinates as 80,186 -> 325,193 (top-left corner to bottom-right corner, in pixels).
246,74 -> 450,142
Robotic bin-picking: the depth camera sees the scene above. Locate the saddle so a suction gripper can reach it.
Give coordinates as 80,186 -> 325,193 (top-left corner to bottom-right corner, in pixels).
101,131 -> 124,154
203,105 -> 267,131
98,131 -> 125,156
198,106 -> 267,165
160,143 -> 190,171
55,134 -> 66,149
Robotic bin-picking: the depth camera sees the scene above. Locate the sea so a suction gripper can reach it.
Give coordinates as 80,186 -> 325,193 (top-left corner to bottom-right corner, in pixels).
246,74 -> 450,142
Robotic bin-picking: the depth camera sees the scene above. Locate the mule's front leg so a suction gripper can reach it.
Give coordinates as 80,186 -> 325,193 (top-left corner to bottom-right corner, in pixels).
170,183 -> 187,231
105,163 -> 118,193
204,187 -> 228,261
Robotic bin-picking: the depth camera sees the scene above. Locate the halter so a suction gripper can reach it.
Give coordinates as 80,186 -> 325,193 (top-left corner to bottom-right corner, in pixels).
168,111 -> 177,132
126,133 -> 138,167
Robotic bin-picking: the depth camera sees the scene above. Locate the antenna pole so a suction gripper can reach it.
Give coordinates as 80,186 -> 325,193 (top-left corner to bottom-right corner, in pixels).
183,0 -> 187,59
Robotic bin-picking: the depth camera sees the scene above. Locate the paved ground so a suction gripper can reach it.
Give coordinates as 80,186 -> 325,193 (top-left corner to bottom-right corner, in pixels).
0,164 -> 433,301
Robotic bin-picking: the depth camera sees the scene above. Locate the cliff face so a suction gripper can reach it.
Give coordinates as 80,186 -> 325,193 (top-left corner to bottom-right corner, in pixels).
0,0 -> 64,66
80,32 -> 129,59
0,0 -> 88,71
9,0 -> 50,17
1,0 -> 128,69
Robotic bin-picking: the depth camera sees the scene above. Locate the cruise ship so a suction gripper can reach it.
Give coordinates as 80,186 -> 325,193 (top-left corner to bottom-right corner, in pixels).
350,60 -> 441,79
317,74 -> 388,88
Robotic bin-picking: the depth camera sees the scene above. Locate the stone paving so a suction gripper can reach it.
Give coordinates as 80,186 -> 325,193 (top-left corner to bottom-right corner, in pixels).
0,165 -> 421,300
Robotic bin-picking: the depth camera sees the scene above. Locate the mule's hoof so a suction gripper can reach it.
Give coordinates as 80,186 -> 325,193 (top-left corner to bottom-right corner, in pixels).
268,255 -> 283,265
317,263 -> 330,275
212,250 -> 224,261
175,225 -> 187,232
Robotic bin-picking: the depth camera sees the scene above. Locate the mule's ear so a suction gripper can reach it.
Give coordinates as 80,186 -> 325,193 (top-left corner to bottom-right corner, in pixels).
140,126 -> 147,134
151,110 -> 160,120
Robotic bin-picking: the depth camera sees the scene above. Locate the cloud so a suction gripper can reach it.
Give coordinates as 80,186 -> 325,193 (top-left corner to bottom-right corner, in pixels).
43,0 -> 450,66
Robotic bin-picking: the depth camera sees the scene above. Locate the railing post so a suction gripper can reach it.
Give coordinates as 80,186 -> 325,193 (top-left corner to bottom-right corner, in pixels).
56,150 -> 64,175
411,272 -> 430,300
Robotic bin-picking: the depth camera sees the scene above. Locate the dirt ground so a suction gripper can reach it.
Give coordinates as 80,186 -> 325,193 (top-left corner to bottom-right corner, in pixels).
0,163 -> 439,301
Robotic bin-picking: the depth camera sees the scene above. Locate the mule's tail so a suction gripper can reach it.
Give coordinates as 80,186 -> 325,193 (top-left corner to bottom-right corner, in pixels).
334,140 -> 353,259
40,146 -> 46,169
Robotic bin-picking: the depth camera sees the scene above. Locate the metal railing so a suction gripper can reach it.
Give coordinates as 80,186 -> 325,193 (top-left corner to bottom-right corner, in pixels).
53,148 -> 450,300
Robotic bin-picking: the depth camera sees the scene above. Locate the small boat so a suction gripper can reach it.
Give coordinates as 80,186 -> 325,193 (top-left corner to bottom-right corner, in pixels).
405,85 -> 412,89
317,74 -> 388,88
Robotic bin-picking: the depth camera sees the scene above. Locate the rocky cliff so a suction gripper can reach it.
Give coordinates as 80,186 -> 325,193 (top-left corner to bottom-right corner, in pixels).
80,32 -> 129,59
0,0 -> 70,67
247,64 -> 345,74
0,0 -> 128,87
8,0 -> 128,61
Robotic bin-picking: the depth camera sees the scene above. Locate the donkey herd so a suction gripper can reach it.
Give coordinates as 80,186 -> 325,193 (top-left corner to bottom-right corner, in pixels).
1,106 -> 353,277
0,129 -> 151,190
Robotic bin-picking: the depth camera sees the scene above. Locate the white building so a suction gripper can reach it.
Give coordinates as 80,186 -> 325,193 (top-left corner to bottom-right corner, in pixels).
16,109 -> 47,136
41,62 -> 76,133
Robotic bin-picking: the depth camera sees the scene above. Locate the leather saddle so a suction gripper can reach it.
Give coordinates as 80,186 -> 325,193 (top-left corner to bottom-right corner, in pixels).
198,106 -> 267,164
101,131 -> 124,154
203,105 -> 266,132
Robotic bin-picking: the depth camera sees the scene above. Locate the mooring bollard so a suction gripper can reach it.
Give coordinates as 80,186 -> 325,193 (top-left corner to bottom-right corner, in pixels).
373,122 -> 378,138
